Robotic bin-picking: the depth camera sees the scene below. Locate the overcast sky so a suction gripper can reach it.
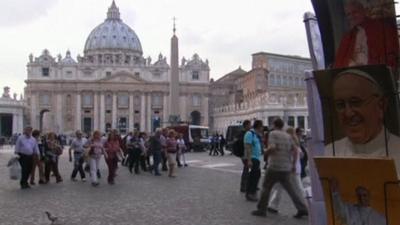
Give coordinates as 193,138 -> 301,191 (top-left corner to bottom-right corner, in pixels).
0,0 -> 319,95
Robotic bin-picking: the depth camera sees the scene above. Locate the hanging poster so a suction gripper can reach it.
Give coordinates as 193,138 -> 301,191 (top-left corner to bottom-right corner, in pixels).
314,157 -> 400,225
313,65 -> 400,162
311,0 -> 399,75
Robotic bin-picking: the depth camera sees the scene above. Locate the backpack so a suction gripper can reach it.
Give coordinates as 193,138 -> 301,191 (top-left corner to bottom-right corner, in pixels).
233,130 -> 260,157
232,131 -> 246,157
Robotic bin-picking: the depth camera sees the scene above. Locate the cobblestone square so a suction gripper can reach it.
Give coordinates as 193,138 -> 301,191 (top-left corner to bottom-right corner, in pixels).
0,147 -> 309,225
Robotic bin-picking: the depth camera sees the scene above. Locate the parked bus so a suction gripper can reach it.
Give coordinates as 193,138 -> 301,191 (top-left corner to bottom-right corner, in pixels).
168,125 -> 209,152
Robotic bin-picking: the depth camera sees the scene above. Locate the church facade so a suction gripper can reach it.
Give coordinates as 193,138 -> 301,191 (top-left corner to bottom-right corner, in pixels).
24,1 -> 210,135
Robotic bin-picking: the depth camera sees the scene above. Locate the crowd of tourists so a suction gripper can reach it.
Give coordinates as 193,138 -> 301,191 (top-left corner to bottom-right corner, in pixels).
13,126 -> 189,189
10,117 -> 310,219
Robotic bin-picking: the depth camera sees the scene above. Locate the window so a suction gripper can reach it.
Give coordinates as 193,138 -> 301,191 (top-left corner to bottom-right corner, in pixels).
152,95 -> 162,107
125,55 -> 130,64
192,94 -> 201,106
105,94 -> 112,108
134,96 -> 140,106
42,67 -> 49,77
297,116 -> 305,129
106,71 -> 112,77
288,116 -> 295,127
269,74 -> 275,86
39,94 -> 50,106
192,71 -> 199,80
82,94 -> 93,108
153,70 -> 161,78
66,95 -> 71,107
277,76 -> 282,86
134,72 -> 140,77
118,94 -> 129,108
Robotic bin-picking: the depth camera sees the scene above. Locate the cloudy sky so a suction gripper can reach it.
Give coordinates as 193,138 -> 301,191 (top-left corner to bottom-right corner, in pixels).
0,0 -> 319,95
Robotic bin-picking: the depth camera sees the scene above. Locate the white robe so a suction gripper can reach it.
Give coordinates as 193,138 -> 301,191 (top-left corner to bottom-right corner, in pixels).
325,129 -> 400,174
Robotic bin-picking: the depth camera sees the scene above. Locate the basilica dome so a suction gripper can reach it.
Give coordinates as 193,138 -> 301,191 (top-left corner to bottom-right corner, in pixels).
83,1 -> 143,55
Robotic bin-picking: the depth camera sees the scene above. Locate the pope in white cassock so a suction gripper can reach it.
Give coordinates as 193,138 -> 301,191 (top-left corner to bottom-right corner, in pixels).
325,69 -> 400,174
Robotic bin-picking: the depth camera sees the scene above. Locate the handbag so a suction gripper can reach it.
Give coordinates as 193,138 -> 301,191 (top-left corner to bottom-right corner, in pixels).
8,156 -> 21,180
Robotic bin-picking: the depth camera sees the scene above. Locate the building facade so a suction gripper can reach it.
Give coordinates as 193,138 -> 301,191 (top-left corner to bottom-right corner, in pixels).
0,87 -> 24,137
211,52 -> 311,135
25,1 -> 210,135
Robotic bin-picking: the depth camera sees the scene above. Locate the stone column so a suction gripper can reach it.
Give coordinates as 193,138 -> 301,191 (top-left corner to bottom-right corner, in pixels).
203,96 -> 209,126
100,93 -> 105,132
17,110 -> 23,134
56,93 -> 63,133
294,114 -> 298,128
75,93 -> 81,131
163,93 -> 168,127
305,115 -> 308,130
12,113 -> 18,135
93,92 -> 99,130
140,93 -> 146,132
147,94 -> 152,132
30,93 -> 37,129
112,93 -> 117,129
129,93 -> 134,132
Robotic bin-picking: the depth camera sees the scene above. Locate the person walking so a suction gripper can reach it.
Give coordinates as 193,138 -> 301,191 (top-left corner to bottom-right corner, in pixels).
252,118 -> 308,218
139,132 -> 148,171
43,132 -> 63,184
30,129 -> 45,185
87,130 -> 106,187
148,129 -> 163,176
14,126 -> 40,189
244,120 -> 264,201
104,131 -> 123,185
219,134 -> 226,156
69,130 -> 87,182
267,127 -> 306,214
160,128 -> 169,171
166,130 -> 178,177
176,133 -> 188,167
126,131 -> 141,174
239,120 -> 252,193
